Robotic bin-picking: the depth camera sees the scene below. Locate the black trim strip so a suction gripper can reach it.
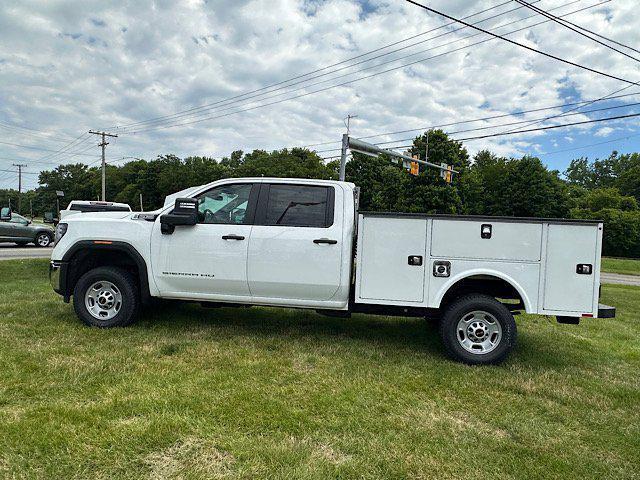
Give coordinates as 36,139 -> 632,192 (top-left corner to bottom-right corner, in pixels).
59,240 -> 151,303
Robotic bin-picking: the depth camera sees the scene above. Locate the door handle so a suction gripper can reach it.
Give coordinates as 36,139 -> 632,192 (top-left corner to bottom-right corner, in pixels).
313,238 -> 337,245
222,234 -> 245,240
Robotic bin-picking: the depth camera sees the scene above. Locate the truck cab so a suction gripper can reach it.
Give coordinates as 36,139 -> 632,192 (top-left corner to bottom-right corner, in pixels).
49,177 -> 615,365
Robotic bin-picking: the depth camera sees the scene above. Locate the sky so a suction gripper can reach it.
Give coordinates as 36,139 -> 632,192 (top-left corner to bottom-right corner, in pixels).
1,0 -> 639,191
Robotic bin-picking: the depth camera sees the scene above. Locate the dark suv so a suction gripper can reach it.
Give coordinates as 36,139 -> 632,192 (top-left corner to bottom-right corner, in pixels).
0,211 -> 54,247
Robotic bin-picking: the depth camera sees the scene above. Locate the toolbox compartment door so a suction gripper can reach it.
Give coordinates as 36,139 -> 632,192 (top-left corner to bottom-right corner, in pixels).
543,224 -> 598,312
357,216 -> 427,303
430,219 -> 542,261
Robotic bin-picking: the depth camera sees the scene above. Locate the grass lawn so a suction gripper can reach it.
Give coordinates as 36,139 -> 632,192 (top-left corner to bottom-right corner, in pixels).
602,257 -> 640,276
0,259 -> 638,479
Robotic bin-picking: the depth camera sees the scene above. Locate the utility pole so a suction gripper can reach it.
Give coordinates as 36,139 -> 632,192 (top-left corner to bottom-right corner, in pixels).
88,130 -> 118,201
12,163 -> 27,213
339,114 -> 357,181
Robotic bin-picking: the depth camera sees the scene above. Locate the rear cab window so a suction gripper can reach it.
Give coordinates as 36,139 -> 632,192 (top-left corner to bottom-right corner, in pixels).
258,184 -> 334,228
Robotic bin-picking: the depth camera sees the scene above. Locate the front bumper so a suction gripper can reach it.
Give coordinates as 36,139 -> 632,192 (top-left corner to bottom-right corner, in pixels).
49,260 -> 69,302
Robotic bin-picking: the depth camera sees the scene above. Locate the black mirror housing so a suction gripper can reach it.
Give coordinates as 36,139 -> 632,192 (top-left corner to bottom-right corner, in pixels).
160,198 -> 198,234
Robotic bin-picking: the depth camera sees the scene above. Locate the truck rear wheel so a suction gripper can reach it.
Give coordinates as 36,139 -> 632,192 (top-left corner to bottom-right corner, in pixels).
73,267 -> 140,328
439,294 -> 517,365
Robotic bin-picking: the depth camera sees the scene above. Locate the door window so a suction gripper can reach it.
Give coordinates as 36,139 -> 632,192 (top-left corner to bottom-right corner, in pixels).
196,183 -> 253,224
263,185 -> 333,227
10,215 -> 28,225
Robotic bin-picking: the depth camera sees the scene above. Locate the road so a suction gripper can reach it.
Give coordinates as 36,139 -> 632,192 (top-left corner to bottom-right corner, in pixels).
600,272 -> 640,287
1,245 -> 639,286
0,243 -> 54,260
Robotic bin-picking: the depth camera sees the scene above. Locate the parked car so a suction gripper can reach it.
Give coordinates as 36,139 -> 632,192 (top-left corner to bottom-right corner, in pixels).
59,201 -> 132,220
49,178 -> 615,365
0,208 -> 55,247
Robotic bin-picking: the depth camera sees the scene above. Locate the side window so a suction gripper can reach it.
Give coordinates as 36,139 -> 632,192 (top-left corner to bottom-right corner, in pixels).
10,215 -> 27,225
196,183 -> 253,224
264,185 -> 333,227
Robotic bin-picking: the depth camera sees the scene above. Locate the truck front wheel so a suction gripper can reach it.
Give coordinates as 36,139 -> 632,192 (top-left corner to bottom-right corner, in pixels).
439,294 -> 517,365
73,267 -> 140,328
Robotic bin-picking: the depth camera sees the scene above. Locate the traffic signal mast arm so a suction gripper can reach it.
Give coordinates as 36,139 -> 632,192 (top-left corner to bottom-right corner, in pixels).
344,136 -> 459,174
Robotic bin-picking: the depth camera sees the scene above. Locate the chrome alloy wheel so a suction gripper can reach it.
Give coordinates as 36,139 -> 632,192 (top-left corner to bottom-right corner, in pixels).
456,310 -> 502,354
85,281 -> 122,320
37,233 -> 51,247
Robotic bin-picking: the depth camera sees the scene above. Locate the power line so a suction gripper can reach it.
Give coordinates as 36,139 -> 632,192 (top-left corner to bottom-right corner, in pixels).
312,98 -> 640,153
0,138 -> 97,158
124,0 -> 608,134
536,131 -> 640,157
119,0 -> 599,133
453,112 -> 640,141
514,0 -> 640,63
0,122 -> 77,143
0,168 -> 38,176
341,112 -> 640,151
301,89 -> 640,148
31,131 -> 94,164
539,11 -> 640,55
117,2 -> 529,132
111,0 -> 524,131
404,0 -> 636,85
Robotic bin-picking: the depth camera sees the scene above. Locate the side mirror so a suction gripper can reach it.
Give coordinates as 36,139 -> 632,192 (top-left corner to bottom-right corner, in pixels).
0,207 -> 11,221
160,198 -> 198,234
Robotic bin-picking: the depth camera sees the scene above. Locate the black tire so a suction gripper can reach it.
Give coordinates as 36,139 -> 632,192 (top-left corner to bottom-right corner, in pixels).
439,294 -> 517,365
73,267 -> 140,328
34,232 -> 52,247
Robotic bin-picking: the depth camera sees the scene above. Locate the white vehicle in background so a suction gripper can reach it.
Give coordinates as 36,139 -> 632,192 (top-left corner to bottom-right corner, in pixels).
49,177 -> 615,365
59,201 -> 132,220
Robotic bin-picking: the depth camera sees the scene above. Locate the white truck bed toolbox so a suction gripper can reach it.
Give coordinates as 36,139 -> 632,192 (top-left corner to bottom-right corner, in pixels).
355,212 -> 604,317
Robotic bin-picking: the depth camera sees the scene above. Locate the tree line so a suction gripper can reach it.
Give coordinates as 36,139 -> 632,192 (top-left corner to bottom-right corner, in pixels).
1,130 -> 639,257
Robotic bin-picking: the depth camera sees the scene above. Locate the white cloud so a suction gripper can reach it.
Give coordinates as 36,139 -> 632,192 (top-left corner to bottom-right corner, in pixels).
594,126 -> 615,137
0,0 -> 639,189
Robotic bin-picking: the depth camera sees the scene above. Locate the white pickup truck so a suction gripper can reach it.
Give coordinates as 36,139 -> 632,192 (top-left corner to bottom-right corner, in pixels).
50,177 -> 615,364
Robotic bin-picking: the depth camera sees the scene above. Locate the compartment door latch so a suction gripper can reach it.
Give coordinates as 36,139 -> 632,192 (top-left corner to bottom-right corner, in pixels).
576,264 -> 593,275
408,255 -> 423,266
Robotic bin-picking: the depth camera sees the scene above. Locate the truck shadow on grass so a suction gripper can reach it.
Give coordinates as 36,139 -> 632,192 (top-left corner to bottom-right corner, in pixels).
135,302 -> 584,368
140,301 -> 442,352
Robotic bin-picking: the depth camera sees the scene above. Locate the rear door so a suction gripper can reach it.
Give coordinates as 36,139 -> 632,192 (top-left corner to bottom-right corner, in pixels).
247,183 -> 343,302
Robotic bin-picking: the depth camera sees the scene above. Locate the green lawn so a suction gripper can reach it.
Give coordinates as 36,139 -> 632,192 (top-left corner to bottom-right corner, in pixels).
0,259 -> 638,479
602,257 -> 640,276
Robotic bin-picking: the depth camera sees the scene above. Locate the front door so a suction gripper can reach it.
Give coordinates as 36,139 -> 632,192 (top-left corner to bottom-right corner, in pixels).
151,182 -> 259,299
247,183 -> 343,302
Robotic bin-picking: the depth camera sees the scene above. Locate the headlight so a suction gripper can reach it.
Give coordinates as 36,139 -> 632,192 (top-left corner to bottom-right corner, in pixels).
55,223 -> 68,243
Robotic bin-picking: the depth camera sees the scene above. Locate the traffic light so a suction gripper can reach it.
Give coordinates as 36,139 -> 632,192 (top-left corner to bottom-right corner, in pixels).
440,163 -> 453,183
410,155 -> 420,176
